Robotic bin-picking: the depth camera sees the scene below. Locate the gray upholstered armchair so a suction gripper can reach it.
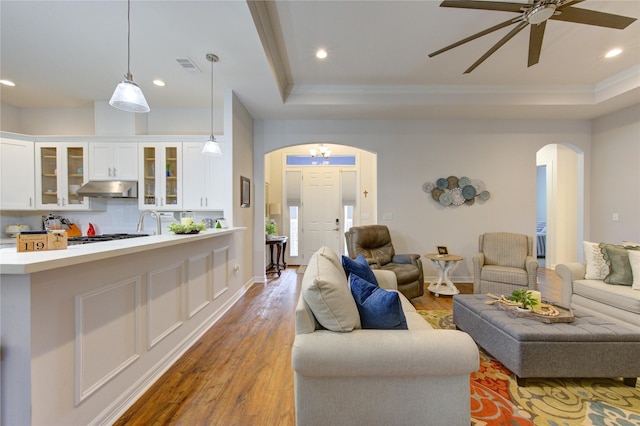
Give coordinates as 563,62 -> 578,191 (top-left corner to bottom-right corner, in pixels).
472,232 -> 539,295
345,225 -> 424,299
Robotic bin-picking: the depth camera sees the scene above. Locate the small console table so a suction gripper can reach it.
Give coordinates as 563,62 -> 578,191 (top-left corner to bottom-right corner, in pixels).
266,236 -> 288,277
424,253 -> 463,297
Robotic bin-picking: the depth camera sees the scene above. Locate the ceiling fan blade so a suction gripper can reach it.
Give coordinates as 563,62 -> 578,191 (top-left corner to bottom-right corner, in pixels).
551,6 -> 637,29
428,18 -> 517,57
557,0 -> 586,9
528,21 -> 546,67
464,20 -> 529,73
440,1 -> 526,13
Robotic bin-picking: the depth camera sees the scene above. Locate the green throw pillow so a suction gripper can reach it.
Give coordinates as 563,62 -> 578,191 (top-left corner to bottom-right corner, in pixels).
599,243 -> 639,286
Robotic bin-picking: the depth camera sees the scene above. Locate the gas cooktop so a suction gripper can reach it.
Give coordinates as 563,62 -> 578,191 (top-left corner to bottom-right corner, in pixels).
67,233 -> 149,245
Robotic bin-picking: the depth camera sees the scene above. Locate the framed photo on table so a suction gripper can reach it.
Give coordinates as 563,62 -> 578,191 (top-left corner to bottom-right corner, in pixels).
437,246 -> 449,255
241,176 -> 251,208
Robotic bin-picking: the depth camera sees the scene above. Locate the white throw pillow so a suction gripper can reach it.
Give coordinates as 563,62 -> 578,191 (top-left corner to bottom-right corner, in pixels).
628,250 -> 640,291
583,241 -> 609,280
301,251 -> 360,331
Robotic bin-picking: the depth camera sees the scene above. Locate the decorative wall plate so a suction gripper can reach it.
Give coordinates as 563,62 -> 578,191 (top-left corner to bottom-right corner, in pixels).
423,175 -> 490,207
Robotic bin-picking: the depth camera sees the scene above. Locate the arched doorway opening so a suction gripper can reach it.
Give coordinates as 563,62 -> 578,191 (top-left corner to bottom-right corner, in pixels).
264,143 -> 377,266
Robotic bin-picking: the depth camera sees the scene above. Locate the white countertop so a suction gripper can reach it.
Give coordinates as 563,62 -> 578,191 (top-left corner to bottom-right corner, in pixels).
0,227 -> 246,275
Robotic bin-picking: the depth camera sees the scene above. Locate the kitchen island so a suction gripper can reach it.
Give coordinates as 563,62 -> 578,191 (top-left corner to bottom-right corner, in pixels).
1,228 -> 247,425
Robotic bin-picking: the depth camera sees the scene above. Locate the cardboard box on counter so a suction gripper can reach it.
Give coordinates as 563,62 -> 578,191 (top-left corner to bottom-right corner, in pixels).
16,230 -> 68,252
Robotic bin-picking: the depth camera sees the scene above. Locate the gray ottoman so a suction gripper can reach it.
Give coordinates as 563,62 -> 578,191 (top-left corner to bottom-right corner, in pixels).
453,294 -> 640,386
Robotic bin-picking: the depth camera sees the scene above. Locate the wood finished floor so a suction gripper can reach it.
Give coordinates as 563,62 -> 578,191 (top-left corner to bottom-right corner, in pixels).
114,267 -> 562,425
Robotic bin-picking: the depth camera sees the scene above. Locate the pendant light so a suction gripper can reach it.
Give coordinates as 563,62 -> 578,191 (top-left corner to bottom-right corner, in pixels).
202,53 -> 222,156
109,0 -> 150,113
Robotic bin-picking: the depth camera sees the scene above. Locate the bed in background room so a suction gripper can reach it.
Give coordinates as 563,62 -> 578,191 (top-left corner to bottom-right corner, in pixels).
536,221 -> 546,258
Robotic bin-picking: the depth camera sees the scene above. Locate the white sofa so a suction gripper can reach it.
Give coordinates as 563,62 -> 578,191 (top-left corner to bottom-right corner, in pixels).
292,246 -> 479,426
556,262 -> 640,330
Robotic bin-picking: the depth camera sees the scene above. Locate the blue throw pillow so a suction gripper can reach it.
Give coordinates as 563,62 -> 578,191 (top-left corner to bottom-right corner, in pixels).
342,254 -> 379,286
349,274 -> 408,330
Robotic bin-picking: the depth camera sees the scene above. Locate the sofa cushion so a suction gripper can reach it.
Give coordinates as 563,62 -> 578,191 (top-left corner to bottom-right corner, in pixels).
573,279 -> 640,315
480,265 -> 528,286
349,274 -> 408,330
628,250 -> 640,291
584,241 -> 609,280
342,254 -> 379,286
302,251 -> 361,332
600,243 -> 638,286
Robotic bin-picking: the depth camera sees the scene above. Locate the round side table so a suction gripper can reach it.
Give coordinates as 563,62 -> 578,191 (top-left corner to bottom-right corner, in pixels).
424,253 -> 463,297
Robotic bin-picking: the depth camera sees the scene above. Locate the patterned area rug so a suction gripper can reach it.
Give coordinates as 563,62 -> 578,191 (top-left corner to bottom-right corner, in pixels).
417,310 -> 640,425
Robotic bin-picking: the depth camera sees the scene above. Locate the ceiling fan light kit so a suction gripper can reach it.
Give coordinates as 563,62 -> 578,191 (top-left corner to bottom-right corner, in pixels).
110,0 -> 149,113
429,0 -> 637,73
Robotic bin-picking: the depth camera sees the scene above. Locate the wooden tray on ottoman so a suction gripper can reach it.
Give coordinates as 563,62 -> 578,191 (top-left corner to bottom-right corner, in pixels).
498,302 -> 575,323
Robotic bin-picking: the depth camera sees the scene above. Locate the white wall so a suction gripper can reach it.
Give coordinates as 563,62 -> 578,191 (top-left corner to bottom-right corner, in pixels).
0,101 -> 221,137
225,91 -> 256,284
254,119 -> 592,281
591,104 -> 640,244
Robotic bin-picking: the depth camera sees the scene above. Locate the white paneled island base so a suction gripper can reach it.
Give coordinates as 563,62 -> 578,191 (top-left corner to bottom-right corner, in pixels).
0,228 -> 247,425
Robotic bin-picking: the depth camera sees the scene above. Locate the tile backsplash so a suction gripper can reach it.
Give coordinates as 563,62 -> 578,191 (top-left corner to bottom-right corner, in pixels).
1,199 -> 223,236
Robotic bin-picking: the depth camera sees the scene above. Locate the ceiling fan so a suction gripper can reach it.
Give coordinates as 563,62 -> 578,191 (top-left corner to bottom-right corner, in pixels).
428,0 -> 637,73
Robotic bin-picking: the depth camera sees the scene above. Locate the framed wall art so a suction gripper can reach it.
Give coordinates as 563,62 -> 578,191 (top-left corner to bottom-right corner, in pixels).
241,176 -> 251,208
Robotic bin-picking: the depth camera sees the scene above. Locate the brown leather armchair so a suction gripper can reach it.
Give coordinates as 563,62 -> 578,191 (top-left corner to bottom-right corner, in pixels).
345,225 -> 424,299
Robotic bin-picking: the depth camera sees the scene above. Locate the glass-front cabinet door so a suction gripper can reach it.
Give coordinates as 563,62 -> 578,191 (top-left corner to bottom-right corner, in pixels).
139,143 -> 181,210
142,146 -> 157,206
36,142 -> 89,210
39,146 -> 60,207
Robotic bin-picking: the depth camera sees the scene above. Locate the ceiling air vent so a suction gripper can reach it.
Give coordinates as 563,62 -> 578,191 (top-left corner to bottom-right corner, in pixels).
176,58 -> 201,73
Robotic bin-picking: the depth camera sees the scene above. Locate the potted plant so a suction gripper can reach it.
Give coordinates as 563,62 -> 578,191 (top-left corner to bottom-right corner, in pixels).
265,221 -> 278,239
508,289 -> 539,312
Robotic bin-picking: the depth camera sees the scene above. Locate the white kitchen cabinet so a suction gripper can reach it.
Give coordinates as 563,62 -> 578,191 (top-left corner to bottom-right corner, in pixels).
139,143 -> 182,210
35,142 -> 105,210
182,142 -> 224,210
1,137 -> 36,210
88,142 -> 138,180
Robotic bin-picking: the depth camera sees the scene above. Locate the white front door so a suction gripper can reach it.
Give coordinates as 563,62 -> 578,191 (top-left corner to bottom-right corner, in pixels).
301,167 -> 341,264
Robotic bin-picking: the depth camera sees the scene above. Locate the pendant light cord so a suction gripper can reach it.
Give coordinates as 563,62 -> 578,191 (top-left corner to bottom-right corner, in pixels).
210,56 -> 214,139
126,0 -> 132,80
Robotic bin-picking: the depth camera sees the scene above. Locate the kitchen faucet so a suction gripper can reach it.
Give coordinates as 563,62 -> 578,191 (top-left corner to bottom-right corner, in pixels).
136,210 -> 162,235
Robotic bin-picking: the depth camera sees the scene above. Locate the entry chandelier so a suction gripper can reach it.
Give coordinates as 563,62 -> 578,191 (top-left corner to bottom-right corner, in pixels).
109,0 -> 150,113
310,144 -> 331,159
202,53 -> 222,156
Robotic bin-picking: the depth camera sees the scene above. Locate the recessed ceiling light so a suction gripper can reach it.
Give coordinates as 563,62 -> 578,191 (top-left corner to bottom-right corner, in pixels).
605,48 -> 622,58
0,79 -> 16,87
316,49 -> 328,59
153,79 -> 166,87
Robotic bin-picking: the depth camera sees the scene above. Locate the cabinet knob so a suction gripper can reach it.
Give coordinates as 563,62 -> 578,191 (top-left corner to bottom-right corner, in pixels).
113,167 -> 117,176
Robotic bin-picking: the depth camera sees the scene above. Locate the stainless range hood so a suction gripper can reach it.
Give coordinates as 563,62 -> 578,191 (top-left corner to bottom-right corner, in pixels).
76,181 -> 138,198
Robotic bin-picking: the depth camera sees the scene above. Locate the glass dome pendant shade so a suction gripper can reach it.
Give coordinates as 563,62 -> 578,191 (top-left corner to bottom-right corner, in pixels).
109,0 -> 150,113
110,72 -> 150,113
202,135 -> 222,155
202,53 -> 222,156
